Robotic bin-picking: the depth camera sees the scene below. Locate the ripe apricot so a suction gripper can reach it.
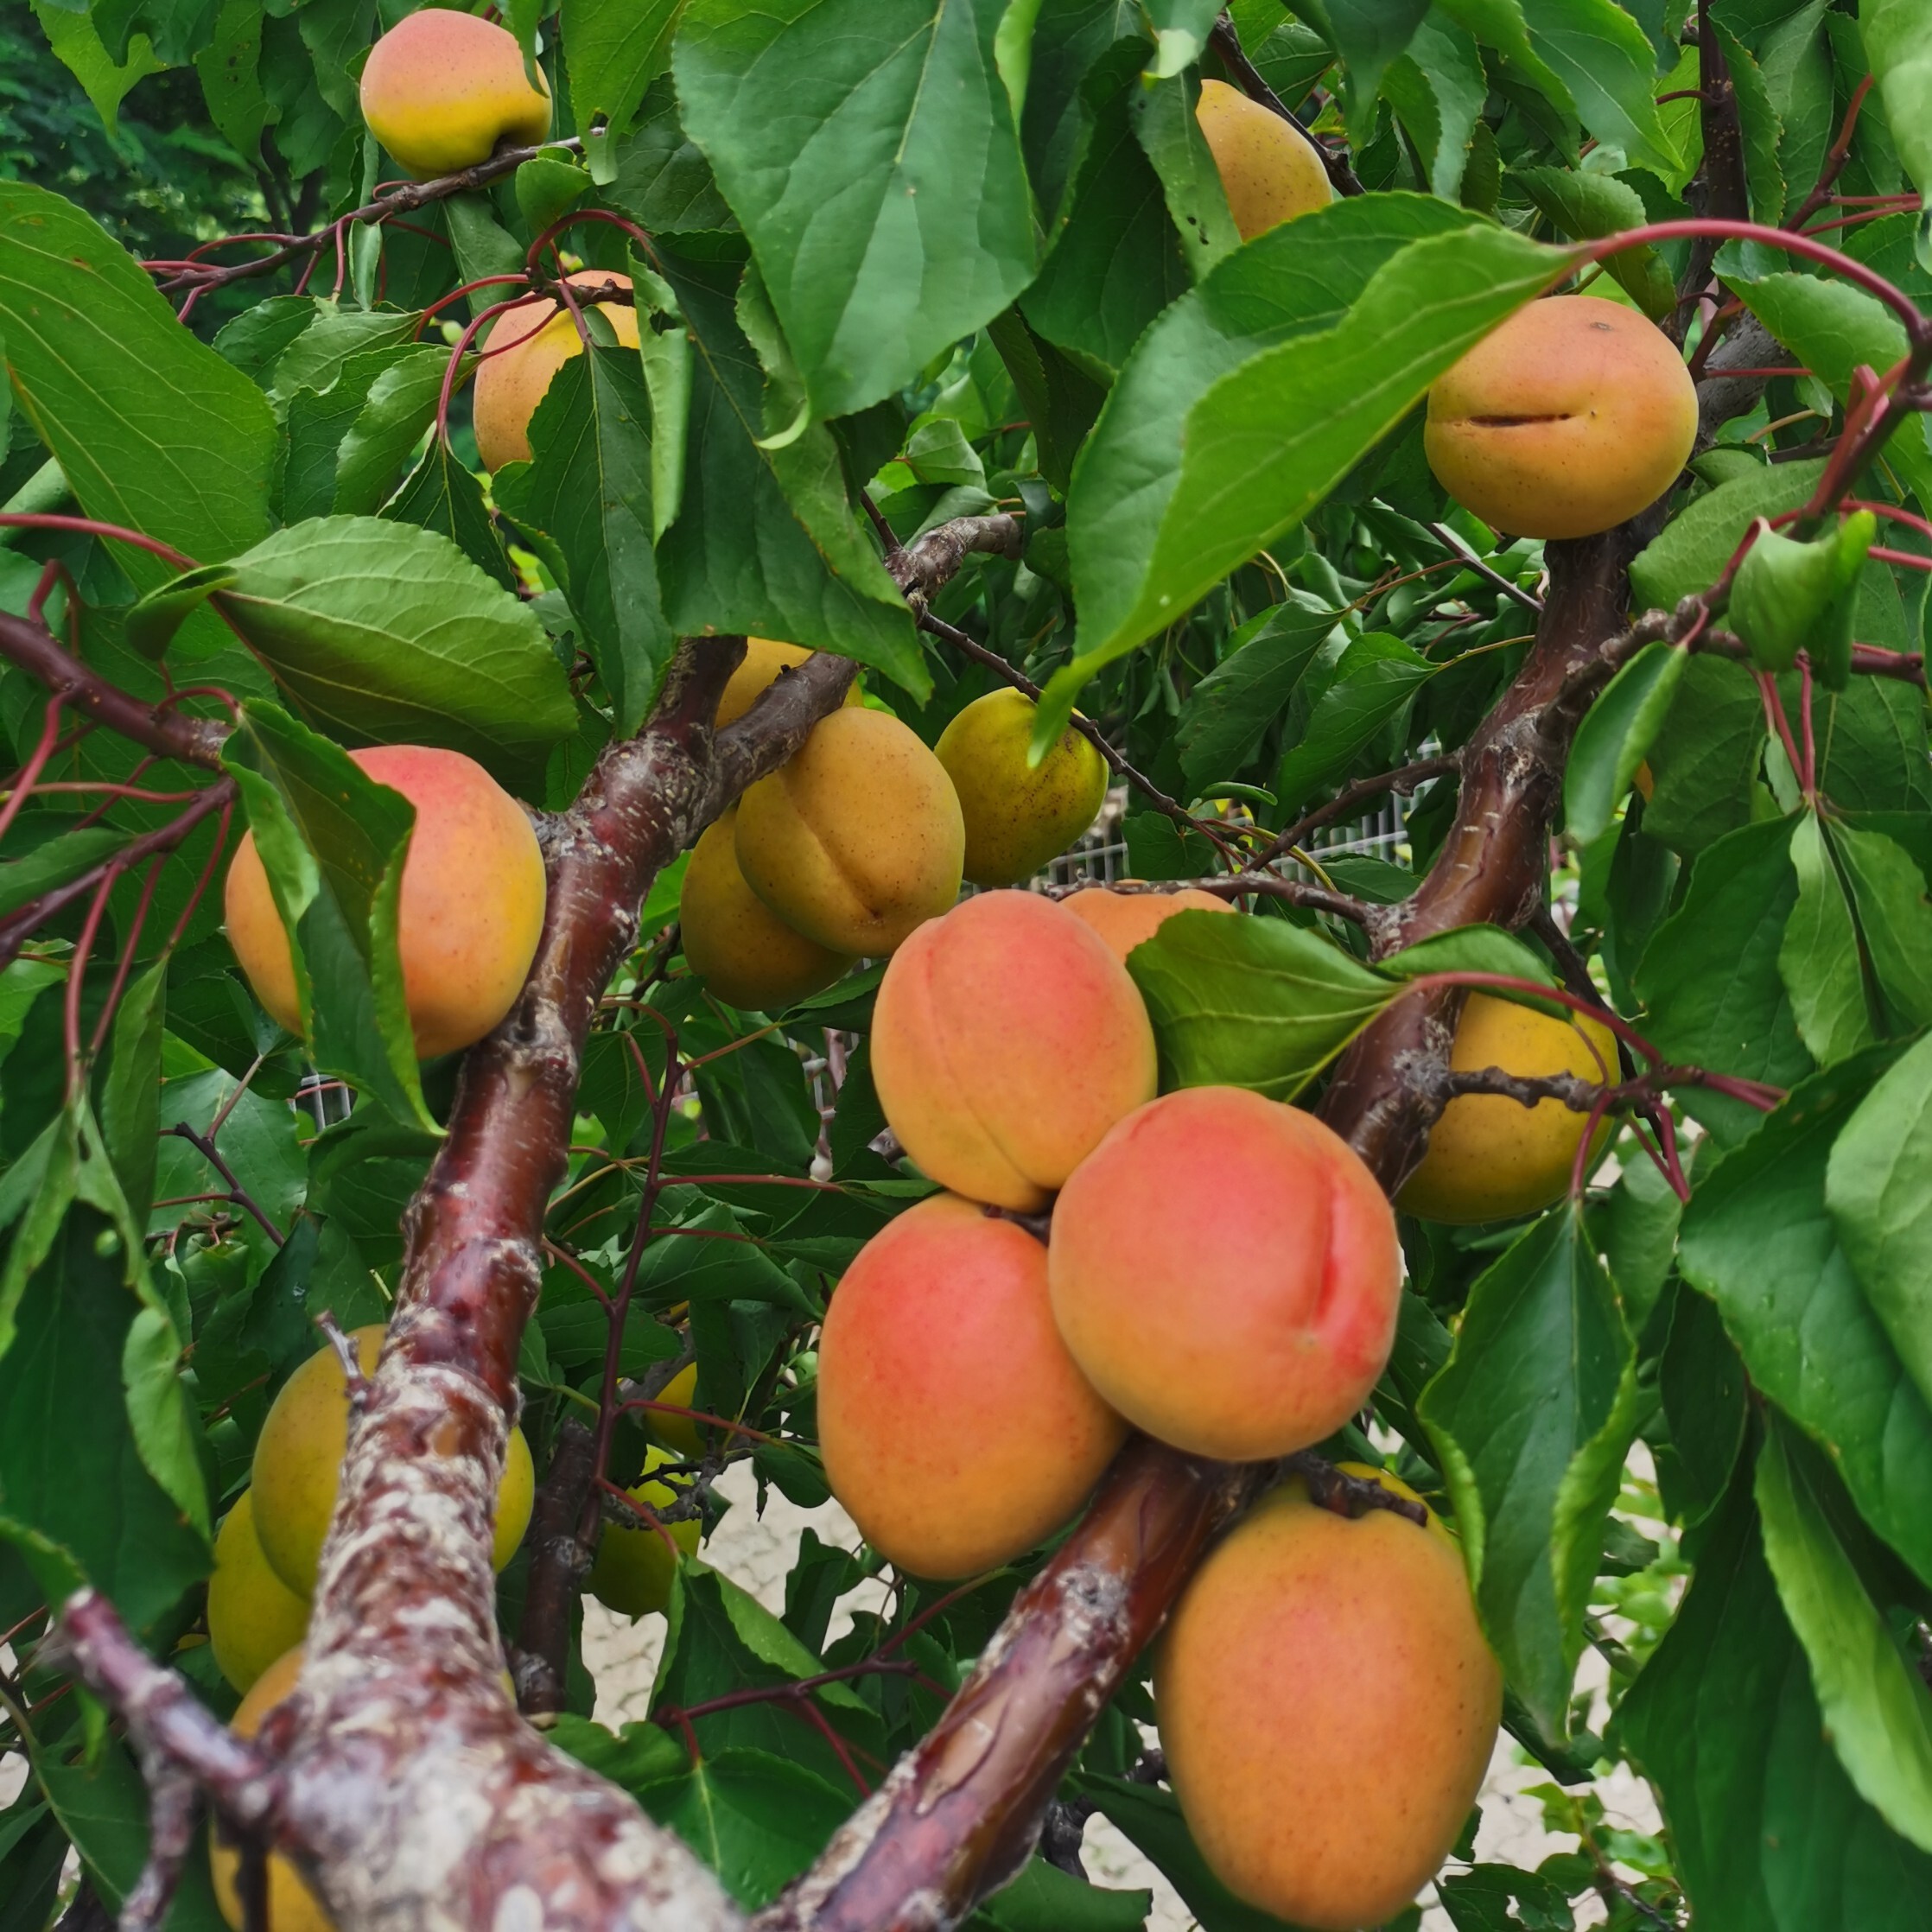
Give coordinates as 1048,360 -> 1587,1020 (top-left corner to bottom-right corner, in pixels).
207,1490 -> 311,1696
935,690 -> 1109,887
1060,884 -> 1236,963
680,807 -> 853,1010
588,1446 -> 701,1617
472,272 -> 641,472
715,639 -> 861,729
210,1647 -> 333,1932
1195,78 -> 1333,241
1398,993 -> 1619,1223
734,706 -> 963,956
871,892 -> 1157,1211
1156,1469 -> 1502,1930
1424,295 -> 1697,539
224,745 -> 546,1060
251,1326 -> 535,1598
1049,1086 -> 1401,1460
359,12 -> 550,181
818,1192 -> 1127,1577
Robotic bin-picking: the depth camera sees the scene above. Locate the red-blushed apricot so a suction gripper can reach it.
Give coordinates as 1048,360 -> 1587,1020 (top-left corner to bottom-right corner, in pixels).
1156,1468 -> 1502,1929
1194,79 -> 1333,240
935,690 -> 1109,887
1398,994 -> 1619,1224
734,706 -> 964,956
359,11 -> 550,181
715,638 -> 862,728
871,891 -> 1158,1211
679,806 -> 853,1011
1060,884 -> 1236,963
224,746 -> 546,1060
472,272 -> 641,472
1048,1086 -> 1401,1460
1424,295 -> 1697,539
817,1192 -> 1128,1577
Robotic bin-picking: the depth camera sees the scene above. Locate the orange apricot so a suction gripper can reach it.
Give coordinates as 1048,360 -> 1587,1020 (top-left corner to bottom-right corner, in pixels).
224,746 -> 546,1060
472,272 -> 641,472
1048,1086 -> 1401,1460
817,1192 -> 1127,1577
359,12 -> 550,181
1156,1470 -> 1502,1929
871,891 -> 1157,1211
1425,294 -> 1697,539
1194,78 -> 1333,241
1060,884 -> 1236,963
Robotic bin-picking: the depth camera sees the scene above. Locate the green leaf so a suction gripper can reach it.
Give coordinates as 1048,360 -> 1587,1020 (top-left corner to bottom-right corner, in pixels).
1831,819 -> 1932,1031
636,1747 -> 850,1907
495,347 -> 672,737
1382,16 -> 1489,203
673,0 -> 1038,419
38,1740 -> 226,1928
0,1205 -> 210,1633
566,0 -> 686,149
981,1860 -> 1151,1932
0,181 -> 275,589
1827,1027 -> 1932,1412
1730,511 -> 1876,687
1052,218 -> 1565,734
1418,1206 -> 1639,1738
1634,816 -> 1813,1115
1781,808 -> 1879,1066
212,515 -> 575,782
1514,164 -> 1674,318
652,241 -> 925,696
1319,0 -> 1429,145
1679,1053 -> 1932,1586
333,347 -> 450,518
221,702 -> 435,1134
1658,1279 -> 1747,1525
1131,71 -> 1240,279
0,824 -> 133,919
1757,1415 -> 1932,1853
382,439 -> 516,589
1714,20 -> 1787,226
1175,592 -> 1338,790
1375,922 -> 1562,1003
1126,909 -> 1395,1101
1566,640 -> 1689,845
122,1301 -> 209,1540
1274,632 -> 1439,817
1630,457 -> 1826,612
1617,1471 -> 1932,1932
28,3 -> 166,141
1861,0 -> 1932,206
1516,0 -> 1681,177
98,957 -> 165,1221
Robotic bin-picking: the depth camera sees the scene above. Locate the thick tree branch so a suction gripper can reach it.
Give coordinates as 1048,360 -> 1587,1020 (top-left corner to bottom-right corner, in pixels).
883,515 -> 1025,606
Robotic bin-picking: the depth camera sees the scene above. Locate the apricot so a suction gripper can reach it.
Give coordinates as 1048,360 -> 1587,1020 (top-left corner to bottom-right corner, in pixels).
1048,1086 -> 1401,1461
817,1192 -> 1127,1577
647,1361 -> 704,1459
1060,884 -> 1236,963
1156,1468 -> 1502,1930
934,690 -> 1109,887
472,272 -> 641,473
1398,993 -> 1619,1223
210,1647 -> 333,1932
1195,78 -> 1333,241
207,1490 -> 311,1696
1424,294 -> 1697,539
871,892 -> 1157,1211
680,807 -> 853,1010
588,1446 -> 701,1617
359,11 -> 550,181
225,745 -> 546,1060
733,706 -> 964,956
715,638 -> 861,729
251,1326 -> 535,1598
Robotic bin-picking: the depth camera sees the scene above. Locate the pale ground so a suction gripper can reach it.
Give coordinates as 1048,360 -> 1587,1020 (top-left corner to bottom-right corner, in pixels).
585,1463 -> 1665,1931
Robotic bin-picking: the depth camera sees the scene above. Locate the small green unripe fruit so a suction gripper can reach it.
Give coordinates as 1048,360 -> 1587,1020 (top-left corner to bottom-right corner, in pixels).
935,690 -> 1109,887
251,1325 -> 536,1597
207,1490 -> 311,1695
588,1446 -> 700,1618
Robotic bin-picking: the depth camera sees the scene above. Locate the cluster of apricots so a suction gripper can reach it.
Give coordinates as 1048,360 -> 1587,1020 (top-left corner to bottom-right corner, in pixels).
814,887 -> 1504,1928
677,641 -> 1109,1008
203,1325 -> 535,1931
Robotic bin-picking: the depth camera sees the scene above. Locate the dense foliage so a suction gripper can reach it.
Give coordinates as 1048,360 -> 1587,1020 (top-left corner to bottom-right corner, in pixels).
3,3 -> 1932,1930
